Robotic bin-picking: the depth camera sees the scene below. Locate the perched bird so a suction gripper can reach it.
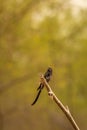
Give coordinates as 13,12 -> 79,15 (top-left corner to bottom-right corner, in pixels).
31,67 -> 52,105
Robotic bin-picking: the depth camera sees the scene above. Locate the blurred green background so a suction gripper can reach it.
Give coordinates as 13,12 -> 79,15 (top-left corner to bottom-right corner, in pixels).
0,0 -> 87,130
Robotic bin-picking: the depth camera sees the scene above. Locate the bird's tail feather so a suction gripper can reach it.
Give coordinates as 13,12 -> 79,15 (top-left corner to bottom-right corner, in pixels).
37,85 -> 41,90
31,89 -> 41,105
37,83 -> 44,91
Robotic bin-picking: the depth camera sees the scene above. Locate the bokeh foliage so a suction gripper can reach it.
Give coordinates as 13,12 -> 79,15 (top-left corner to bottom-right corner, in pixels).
0,0 -> 87,130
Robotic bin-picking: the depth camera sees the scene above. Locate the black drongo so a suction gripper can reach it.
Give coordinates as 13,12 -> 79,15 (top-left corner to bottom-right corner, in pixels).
31,67 -> 52,105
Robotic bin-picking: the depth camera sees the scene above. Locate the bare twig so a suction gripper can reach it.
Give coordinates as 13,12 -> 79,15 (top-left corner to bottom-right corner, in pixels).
41,75 -> 80,130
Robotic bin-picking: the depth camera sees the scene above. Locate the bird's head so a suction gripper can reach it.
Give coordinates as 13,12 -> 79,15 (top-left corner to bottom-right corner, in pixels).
48,67 -> 52,74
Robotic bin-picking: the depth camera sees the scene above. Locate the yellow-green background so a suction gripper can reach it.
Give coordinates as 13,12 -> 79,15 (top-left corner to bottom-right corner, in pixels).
0,0 -> 87,130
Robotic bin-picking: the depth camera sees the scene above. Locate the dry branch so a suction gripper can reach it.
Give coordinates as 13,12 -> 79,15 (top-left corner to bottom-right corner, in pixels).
41,75 -> 80,130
